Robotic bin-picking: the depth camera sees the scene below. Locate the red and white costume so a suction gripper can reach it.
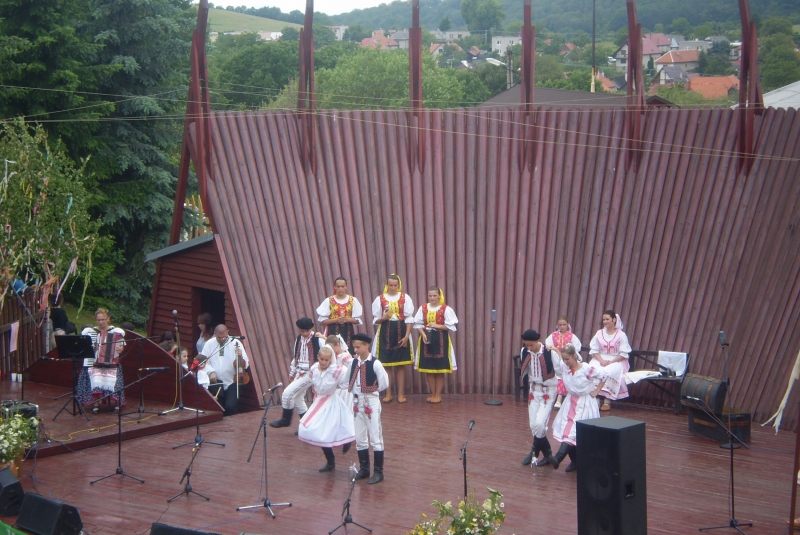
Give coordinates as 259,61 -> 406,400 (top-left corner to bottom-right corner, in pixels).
552,359 -> 609,445
521,345 -> 558,440
588,328 -> 632,400
348,355 -> 389,451
545,330 -> 582,397
298,362 -> 355,448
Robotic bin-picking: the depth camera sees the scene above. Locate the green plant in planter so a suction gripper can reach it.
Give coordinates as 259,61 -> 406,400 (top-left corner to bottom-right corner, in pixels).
0,412 -> 40,463
408,488 -> 506,535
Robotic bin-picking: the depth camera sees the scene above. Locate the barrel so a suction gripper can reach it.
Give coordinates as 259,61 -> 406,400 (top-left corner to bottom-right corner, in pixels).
680,374 -> 727,414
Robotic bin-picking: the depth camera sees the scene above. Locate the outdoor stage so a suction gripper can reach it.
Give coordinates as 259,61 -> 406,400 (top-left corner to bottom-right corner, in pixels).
1,381 -> 796,535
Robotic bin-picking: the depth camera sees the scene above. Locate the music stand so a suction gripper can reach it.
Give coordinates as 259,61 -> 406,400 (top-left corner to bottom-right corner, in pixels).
53,335 -> 93,422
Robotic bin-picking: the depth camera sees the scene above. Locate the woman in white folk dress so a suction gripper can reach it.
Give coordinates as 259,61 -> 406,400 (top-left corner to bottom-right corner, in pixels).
298,347 -> 355,472
588,309 -> 632,412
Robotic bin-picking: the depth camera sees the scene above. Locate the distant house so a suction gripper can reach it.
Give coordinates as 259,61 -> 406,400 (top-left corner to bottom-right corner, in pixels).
559,43 -> 576,57
435,30 -> 471,42
360,30 -> 398,50
675,39 -> 712,53
492,35 -> 521,54
652,65 -> 691,86
595,72 -> 618,92
655,50 -> 700,72
467,46 -> 482,61
760,79 -> 800,109
392,29 -> 410,50
430,43 -> 464,56
257,30 -> 282,41
688,75 -> 739,99
329,25 -> 348,41
613,36 -> 664,72
643,33 -> 672,53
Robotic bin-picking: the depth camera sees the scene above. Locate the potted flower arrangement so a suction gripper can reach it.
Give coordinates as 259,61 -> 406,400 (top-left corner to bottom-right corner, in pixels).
0,411 -> 40,477
407,488 -> 506,535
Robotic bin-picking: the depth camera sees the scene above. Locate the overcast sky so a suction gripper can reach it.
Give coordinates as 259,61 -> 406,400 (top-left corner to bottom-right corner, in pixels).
211,0 -> 393,16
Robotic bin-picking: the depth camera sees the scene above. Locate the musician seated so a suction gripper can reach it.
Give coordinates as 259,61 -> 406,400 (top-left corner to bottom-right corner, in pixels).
76,308 -> 126,414
200,324 -> 249,416
189,355 -> 218,390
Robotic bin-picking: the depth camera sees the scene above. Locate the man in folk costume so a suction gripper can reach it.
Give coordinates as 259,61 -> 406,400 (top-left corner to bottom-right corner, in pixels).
201,324 -> 249,416
519,329 -> 558,467
349,333 -> 389,484
78,308 -> 126,414
270,317 -> 323,429
317,277 -> 363,352
413,286 -> 458,403
371,274 -> 415,403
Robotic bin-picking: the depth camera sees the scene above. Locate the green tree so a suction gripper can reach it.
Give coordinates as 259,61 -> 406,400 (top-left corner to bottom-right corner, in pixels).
668,18 -> 693,38
82,0 -> 198,323
760,33 -> 800,91
760,17 -> 793,37
281,26 -> 300,41
692,22 -> 716,40
439,16 -> 452,32
653,23 -> 664,33
315,41 -> 360,70
0,120 -> 107,307
473,61 -> 510,96
535,54 -> 564,84
540,68 -> 592,91
0,0 -> 119,161
505,21 -> 523,35
213,40 -> 300,108
343,23 -> 371,42
455,69 -> 491,105
614,27 -> 628,48
313,22 -> 336,48
571,30 -> 590,48
460,0 -> 505,33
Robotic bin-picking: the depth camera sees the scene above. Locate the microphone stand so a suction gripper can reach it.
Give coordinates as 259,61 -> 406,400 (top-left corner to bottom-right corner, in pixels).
162,314 -> 201,416
237,390 -> 291,517
692,396 -> 751,534
460,422 -> 475,499
168,437 -> 210,502
329,466 -> 372,534
173,363 -> 224,449
90,371 -> 162,485
485,309 -> 502,406
125,334 -> 163,423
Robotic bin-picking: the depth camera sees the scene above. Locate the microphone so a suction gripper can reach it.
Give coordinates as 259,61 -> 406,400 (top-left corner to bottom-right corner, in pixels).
264,382 -> 283,394
469,420 -> 475,430
172,310 -> 179,327
718,331 -> 728,347
139,367 -> 171,372
491,309 -> 496,323
230,335 -> 246,340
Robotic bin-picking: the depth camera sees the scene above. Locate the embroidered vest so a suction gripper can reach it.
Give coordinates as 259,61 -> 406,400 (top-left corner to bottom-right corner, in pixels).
379,293 -> 406,320
551,330 -> 573,350
348,358 -> 379,393
519,347 -> 555,381
294,335 -> 321,368
422,304 -> 446,326
329,295 -> 354,319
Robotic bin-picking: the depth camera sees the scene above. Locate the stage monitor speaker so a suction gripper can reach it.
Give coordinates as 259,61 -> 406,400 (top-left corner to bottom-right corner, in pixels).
0,467 -> 24,516
15,493 -> 82,535
577,416 -> 647,535
150,522 -> 222,535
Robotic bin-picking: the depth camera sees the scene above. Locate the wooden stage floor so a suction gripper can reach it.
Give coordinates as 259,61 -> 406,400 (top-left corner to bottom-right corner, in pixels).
1,388 -> 796,535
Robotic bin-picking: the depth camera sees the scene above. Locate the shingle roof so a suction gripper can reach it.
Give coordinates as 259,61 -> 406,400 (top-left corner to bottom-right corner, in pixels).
655,50 -> 700,64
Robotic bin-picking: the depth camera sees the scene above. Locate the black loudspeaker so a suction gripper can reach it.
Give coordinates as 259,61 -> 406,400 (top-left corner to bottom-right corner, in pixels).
150,523 -> 222,535
16,493 -> 82,535
577,416 -> 647,535
0,467 -> 24,515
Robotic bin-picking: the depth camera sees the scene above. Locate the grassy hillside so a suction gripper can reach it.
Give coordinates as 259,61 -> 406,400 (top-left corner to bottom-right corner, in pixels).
208,8 -> 300,33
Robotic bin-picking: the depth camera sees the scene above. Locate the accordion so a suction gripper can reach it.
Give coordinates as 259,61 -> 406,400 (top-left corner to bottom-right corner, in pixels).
94,331 -> 125,367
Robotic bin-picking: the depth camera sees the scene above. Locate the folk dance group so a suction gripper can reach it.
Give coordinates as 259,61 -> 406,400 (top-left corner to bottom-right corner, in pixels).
265,275 -> 459,484
520,309 -> 632,472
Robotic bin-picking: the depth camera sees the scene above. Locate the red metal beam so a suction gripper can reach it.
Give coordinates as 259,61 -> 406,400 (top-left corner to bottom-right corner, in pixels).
297,0 -> 317,175
519,0 -> 535,170
737,0 -> 764,175
407,0 -> 424,172
625,0 -> 645,173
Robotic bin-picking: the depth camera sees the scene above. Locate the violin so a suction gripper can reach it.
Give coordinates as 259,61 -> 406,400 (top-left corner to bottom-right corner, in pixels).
234,340 -> 250,385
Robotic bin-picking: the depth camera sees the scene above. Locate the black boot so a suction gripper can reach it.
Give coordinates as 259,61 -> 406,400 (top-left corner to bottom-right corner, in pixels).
355,449 -> 370,480
269,407 -> 294,428
536,437 -> 552,467
368,450 -> 384,484
565,445 -> 577,472
343,441 -> 352,454
550,442 -> 571,470
521,438 -> 538,466
319,447 -> 335,472
294,412 -> 305,435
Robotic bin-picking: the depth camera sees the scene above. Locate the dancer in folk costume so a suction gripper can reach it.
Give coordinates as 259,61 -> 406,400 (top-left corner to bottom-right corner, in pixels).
317,277 -> 364,352
545,315 -> 582,409
519,329 -> 559,467
588,309 -> 632,411
298,347 -> 356,472
349,333 -> 390,484
77,308 -> 126,414
413,286 -> 458,403
270,317 -> 323,428
371,274 -> 415,403
326,334 -> 355,454
548,344 -> 608,471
